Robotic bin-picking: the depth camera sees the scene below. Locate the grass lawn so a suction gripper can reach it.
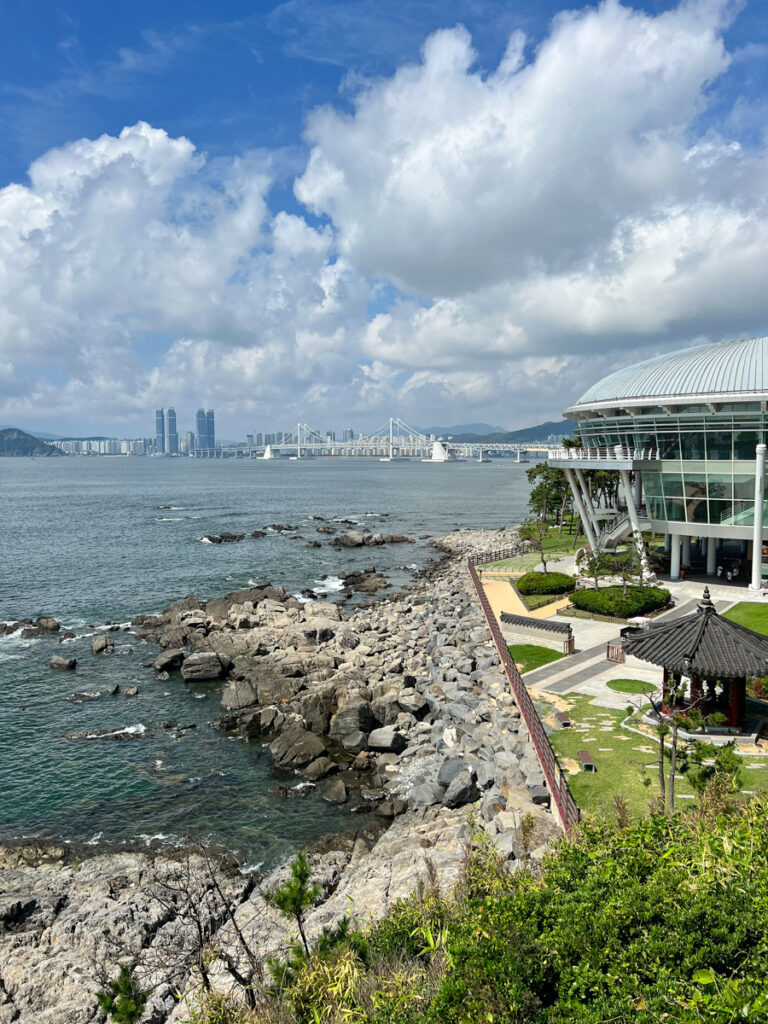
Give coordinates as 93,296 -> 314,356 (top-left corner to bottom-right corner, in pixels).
479,529 -> 587,574
607,679 -> 657,696
508,644 -> 564,674
723,602 -> 768,636
543,693 -> 768,823
512,584 -> 565,611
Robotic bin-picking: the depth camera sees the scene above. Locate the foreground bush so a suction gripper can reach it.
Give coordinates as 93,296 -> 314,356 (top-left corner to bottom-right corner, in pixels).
516,571 -> 575,596
192,797 -> 768,1023
571,584 -> 670,618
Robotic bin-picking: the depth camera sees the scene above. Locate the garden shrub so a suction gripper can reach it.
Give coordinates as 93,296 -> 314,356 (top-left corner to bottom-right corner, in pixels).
516,571 -> 575,596
571,585 -> 670,618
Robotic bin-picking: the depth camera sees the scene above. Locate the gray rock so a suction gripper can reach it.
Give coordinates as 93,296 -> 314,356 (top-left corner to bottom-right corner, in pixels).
335,531 -> 365,547
180,652 -> 226,681
408,783 -> 444,811
48,655 -> 76,670
318,777 -> 347,804
303,757 -> 337,781
494,831 -> 518,861
122,686 -> 139,697
529,785 -> 551,807
154,649 -> 185,672
269,724 -> 327,770
443,769 -> 480,809
367,726 -> 407,754
341,731 -> 368,755
329,699 -> 376,739
396,688 -> 428,717
90,634 -> 113,654
437,758 -> 466,789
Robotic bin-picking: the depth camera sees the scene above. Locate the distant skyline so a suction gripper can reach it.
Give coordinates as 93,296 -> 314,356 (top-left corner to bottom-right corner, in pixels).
2,1 -> 768,437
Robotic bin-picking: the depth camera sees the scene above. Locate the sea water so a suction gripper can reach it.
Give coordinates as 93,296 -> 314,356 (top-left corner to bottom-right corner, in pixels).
0,456 -> 530,868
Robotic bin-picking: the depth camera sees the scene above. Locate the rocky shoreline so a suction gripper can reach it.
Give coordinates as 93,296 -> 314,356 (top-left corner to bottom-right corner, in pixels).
0,527 -> 561,1024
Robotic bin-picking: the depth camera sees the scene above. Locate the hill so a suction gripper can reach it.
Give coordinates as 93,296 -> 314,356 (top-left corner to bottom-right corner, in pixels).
0,428 -> 64,457
445,418 -> 577,443
420,421 -> 507,436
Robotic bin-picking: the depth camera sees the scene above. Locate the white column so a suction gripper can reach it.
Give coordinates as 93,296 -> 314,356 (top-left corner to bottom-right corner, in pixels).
750,443 -> 766,591
707,536 -> 717,576
574,468 -> 598,521
681,535 -> 691,566
620,468 -> 653,581
564,468 -> 598,550
633,472 -> 642,508
670,534 -> 682,581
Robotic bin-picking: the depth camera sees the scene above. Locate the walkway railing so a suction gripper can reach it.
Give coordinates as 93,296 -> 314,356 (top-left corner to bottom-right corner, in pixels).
467,555 -> 581,832
472,544 -> 528,565
548,446 -> 659,462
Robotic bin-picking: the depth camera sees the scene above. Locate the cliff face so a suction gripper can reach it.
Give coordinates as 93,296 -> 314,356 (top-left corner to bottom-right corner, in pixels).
0,428 -> 63,457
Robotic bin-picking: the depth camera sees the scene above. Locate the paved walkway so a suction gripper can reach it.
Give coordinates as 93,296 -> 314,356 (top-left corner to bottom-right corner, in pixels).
481,578 -> 572,622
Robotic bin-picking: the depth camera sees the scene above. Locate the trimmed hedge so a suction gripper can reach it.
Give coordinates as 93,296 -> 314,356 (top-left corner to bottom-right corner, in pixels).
516,571 -> 575,596
571,585 -> 671,618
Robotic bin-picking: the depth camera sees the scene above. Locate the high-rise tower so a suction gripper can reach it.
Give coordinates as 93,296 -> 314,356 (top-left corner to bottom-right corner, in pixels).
165,407 -> 179,454
206,409 -> 215,452
155,409 -> 165,454
196,408 -> 207,453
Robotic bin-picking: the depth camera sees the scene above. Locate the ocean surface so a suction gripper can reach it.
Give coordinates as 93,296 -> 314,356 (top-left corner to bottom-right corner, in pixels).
0,456 -> 531,869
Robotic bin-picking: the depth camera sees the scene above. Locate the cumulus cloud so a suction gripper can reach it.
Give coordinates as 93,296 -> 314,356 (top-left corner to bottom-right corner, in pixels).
4,0 -> 768,432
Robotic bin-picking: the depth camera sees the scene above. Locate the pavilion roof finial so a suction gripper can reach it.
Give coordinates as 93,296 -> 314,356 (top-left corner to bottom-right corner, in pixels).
698,586 -> 715,613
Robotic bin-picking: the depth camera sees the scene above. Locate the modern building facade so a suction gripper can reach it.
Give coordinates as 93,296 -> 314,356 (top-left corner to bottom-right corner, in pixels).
550,336 -> 768,589
165,407 -> 178,454
206,410 -> 215,451
155,408 -> 165,454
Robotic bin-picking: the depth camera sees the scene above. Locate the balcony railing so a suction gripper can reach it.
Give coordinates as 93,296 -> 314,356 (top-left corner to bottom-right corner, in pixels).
548,446 -> 659,462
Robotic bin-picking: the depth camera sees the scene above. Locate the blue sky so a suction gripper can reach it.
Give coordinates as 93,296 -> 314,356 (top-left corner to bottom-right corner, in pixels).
1,0 -> 767,437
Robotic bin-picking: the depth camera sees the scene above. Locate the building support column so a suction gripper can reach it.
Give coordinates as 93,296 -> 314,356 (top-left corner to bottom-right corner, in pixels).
574,468 -> 600,525
670,534 -> 682,581
619,468 -> 654,582
751,443 -> 766,591
707,537 -> 717,576
664,533 -> 671,554
564,468 -> 598,551
681,535 -> 691,567
633,472 -> 642,509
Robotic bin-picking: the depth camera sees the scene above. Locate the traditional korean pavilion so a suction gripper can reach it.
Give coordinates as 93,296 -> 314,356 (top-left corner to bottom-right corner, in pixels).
622,587 -> 768,728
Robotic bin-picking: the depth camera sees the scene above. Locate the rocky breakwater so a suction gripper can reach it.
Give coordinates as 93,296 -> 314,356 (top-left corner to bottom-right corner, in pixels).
135,524 -> 556,852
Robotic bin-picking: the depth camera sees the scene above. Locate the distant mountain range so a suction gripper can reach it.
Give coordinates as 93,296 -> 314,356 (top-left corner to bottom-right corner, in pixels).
419,422 -> 507,436
0,428 -> 64,457
430,419 -> 577,443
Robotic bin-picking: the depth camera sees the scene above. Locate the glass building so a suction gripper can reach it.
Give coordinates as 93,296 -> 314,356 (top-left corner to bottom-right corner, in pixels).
155,408 -> 165,454
165,407 -> 178,454
206,409 -> 215,452
550,336 -> 768,588
196,408 -> 208,453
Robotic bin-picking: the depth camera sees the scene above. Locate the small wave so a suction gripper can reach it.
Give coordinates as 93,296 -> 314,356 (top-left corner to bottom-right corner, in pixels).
313,576 -> 345,593
80,724 -> 147,740
239,861 -> 264,875
200,537 -> 214,544
292,781 -> 315,791
156,517 -> 183,522
86,832 -> 105,845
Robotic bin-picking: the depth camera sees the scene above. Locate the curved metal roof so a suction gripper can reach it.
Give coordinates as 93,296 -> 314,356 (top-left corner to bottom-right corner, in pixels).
569,336 -> 768,413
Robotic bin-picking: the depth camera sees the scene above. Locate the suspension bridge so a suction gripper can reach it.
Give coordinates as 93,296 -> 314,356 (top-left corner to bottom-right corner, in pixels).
190,418 -> 559,461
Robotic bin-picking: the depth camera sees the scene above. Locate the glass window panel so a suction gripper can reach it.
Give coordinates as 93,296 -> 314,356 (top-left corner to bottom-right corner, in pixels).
657,432 -> 680,459
680,432 -> 706,459
642,473 -> 663,498
662,474 -> 684,497
733,475 -> 756,499
646,496 -> 665,520
714,499 -> 753,526
665,498 -> 686,522
634,432 -> 656,450
686,499 -> 709,523
683,477 -> 707,498
707,474 -> 733,500
706,431 -> 733,460
734,431 -> 759,460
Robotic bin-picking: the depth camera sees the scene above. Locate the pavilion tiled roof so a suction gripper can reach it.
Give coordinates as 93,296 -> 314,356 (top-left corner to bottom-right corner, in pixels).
623,587 -> 768,678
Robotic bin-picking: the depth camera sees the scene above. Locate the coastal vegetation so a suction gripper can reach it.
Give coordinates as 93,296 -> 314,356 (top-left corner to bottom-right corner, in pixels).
569,584 -> 671,618
174,794 -> 768,1024
515,571 -> 575,596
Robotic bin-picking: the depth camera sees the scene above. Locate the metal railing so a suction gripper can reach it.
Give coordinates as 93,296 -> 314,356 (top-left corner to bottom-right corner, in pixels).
467,557 -> 581,832
472,544 -> 528,566
548,446 -> 659,462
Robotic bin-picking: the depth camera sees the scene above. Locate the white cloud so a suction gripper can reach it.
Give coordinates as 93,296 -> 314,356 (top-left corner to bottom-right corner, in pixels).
4,1 -> 768,433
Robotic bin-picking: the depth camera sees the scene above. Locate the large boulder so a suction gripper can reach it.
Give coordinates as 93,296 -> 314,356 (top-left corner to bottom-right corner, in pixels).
329,698 -> 376,740
91,635 -> 114,654
443,769 -> 480,809
220,679 -> 259,711
270,724 -> 327,770
180,652 -> 227,681
48,655 -> 76,671
437,758 -> 466,789
303,757 -> 337,781
334,531 -> 365,547
153,649 -> 185,672
367,726 -> 407,754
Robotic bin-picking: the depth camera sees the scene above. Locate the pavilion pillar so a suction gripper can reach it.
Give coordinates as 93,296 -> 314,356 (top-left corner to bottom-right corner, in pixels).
707,537 -> 717,576
670,534 -> 681,581
690,674 -> 701,709
750,443 -> 766,591
564,468 -> 598,551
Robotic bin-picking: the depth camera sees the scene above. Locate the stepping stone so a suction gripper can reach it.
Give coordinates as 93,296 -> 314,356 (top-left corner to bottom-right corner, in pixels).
676,794 -> 695,800
598,747 -> 613,752
583,736 -> 597,742
616,736 -> 631,741
600,726 -> 613,731
746,764 -> 766,770
633,745 -> 653,753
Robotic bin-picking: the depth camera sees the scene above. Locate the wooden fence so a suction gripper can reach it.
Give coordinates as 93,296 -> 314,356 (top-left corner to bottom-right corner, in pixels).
467,556 -> 581,832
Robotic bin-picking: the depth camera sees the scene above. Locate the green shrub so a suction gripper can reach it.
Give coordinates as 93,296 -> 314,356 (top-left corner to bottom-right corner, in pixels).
516,571 -> 575,596
571,585 -> 670,618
